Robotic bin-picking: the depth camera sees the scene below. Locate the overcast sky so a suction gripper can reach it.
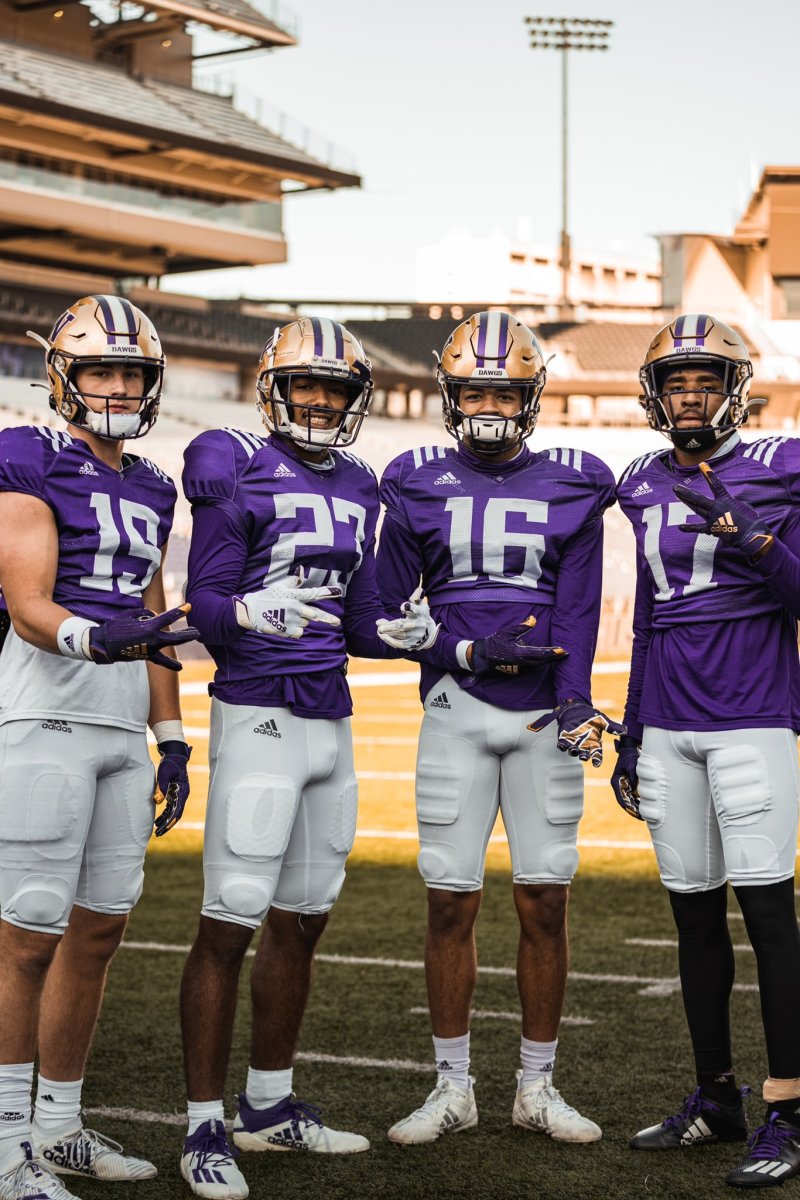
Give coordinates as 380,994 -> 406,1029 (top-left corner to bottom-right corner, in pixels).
169,0 -> 798,302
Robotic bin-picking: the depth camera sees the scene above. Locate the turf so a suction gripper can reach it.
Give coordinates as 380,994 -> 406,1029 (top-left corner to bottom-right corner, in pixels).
80,852 -> 770,1200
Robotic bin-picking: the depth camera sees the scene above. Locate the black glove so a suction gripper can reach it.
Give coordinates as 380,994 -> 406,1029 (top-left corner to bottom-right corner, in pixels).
153,740 -> 192,836
471,625 -> 567,676
673,462 -> 775,561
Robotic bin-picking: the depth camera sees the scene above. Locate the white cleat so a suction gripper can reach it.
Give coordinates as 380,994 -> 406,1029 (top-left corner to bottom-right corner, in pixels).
0,1150 -> 81,1200
232,1093 -> 369,1154
512,1070 -> 602,1143
33,1124 -> 157,1180
388,1076 -> 478,1146
180,1120 -> 249,1199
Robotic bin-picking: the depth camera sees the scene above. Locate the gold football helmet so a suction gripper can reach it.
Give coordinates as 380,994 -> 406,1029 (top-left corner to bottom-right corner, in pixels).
27,295 -> 164,440
639,314 -> 753,451
436,311 -> 547,453
257,317 -> 373,448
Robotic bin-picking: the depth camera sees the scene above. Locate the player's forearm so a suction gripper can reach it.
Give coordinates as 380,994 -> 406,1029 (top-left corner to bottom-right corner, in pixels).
184,585 -> 241,645
4,593 -> 79,655
748,534 -> 800,618
146,657 -> 182,725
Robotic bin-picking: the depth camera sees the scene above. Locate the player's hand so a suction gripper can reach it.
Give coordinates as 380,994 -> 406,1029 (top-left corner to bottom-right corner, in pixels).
234,573 -> 342,639
153,740 -> 192,836
376,587 -> 440,652
611,736 -> 644,821
88,604 -> 199,671
470,621 -> 567,676
528,700 -> 626,767
673,463 -> 775,561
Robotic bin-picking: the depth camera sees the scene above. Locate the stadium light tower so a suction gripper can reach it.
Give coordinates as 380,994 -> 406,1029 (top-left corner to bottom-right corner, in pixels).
524,16 -> 613,312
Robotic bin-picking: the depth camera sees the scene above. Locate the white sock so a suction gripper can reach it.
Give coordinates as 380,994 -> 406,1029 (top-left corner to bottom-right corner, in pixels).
32,1075 -> 82,1139
432,1033 -> 470,1090
187,1100 -> 225,1137
520,1036 -> 558,1087
0,1062 -> 34,1173
245,1067 -> 293,1110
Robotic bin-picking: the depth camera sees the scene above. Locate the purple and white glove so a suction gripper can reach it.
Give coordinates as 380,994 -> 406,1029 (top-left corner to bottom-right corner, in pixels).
234,574 -> 342,639
610,736 -> 643,821
57,604 -> 199,672
529,700 -> 626,768
153,739 -> 192,836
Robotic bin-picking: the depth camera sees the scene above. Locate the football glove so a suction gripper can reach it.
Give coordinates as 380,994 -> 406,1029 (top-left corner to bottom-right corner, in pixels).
376,588 -> 440,652
610,736 -> 644,821
471,624 -> 567,676
234,574 -> 342,639
153,740 -> 192,837
673,462 -> 775,561
88,604 -> 199,671
528,700 -> 626,767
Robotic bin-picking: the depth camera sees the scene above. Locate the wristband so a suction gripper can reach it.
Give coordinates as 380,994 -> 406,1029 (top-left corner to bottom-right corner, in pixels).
56,616 -> 97,661
151,719 -> 185,745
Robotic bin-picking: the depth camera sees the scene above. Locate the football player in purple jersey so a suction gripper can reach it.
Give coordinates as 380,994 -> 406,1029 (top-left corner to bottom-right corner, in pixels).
376,311 -> 621,1148
0,295 -> 198,1200
177,317 -> 482,1199
616,314 -> 800,1188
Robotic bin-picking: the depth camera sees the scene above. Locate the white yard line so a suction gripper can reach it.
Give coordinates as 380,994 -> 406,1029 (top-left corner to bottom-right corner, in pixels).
627,937 -> 753,952
408,1006 -> 594,1027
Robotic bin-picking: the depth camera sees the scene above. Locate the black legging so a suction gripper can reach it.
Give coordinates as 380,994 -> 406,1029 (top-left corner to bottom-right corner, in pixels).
669,879 -> 800,1080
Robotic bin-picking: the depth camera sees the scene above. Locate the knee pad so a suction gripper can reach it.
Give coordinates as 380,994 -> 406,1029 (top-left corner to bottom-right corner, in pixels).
710,746 -> 769,825
329,776 -> 358,855
226,775 -> 297,860
210,874 -> 275,926
416,734 -> 473,825
3,875 -> 72,932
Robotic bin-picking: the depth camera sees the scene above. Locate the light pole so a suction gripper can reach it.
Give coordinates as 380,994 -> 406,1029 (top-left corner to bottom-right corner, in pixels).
524,16 -> 613,312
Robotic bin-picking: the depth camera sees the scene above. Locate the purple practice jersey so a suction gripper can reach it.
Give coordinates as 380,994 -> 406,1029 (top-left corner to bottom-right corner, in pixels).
377,442 -> 615,709
617,432 -> 800,737
0,424 -> 176,729
183,428 -> 465,720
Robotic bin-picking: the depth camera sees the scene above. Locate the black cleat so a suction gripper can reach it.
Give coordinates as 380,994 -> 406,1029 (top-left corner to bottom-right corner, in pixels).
630,1086 -> 749,1150
726,1114 -> 800,1188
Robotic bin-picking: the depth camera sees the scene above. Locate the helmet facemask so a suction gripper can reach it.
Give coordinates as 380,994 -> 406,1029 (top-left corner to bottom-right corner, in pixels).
639,354 -> 753,452
52,353 -> 163,441
441,379 -> 543,456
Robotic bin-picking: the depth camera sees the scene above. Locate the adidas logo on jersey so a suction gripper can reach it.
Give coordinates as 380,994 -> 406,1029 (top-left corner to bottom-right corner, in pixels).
433,471 -> 461,486
631,480 -> 653,498
40,719 -> 72,734
79,461 -> 99,477
430,692 -> 451,710
254,719 -> 281,738
273,462 -> 296,479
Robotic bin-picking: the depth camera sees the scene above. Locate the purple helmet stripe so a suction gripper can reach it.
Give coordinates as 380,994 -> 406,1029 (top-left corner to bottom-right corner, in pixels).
673,313 -> 685,348
475,312 -> 488,368
497,311 -> 509,366
118,297 -> 139,344
309,317 -> 324,357
93,295 -> 118,345
695,313 -> 707,346
332,321 -> 345,360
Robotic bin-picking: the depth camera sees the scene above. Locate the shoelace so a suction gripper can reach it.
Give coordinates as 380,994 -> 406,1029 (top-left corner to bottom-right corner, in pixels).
285,1100 -> 324,1131
8,1157 -> 68,1199
51,1127 -> 123,1169
663,1087 -> 717,1129
189,1124 -> 239,1171
744,1113 -> 797,1161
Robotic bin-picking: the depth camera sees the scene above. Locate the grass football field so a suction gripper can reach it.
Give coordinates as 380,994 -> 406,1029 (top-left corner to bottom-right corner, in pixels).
80,661 -> 776,1200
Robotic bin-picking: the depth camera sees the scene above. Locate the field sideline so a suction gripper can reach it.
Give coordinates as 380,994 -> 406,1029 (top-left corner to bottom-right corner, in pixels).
72,658 -> 796,1200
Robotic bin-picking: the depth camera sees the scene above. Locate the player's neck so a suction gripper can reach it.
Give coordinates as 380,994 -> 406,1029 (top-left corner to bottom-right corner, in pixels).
68,427 -> 126,471
671,431 -> 736,469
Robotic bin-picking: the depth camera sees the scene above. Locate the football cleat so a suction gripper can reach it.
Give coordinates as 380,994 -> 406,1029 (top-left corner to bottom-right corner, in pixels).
34,1123 -> 156,1180
630,1086 -> 748,1149
232,1093 -> 369,1154
180,1119 -> 249,1199
387,1076 -> 478,1145
0,1147 -> 81,1200
512,1070 -> 602,1143
726,1114 -> 800,1189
